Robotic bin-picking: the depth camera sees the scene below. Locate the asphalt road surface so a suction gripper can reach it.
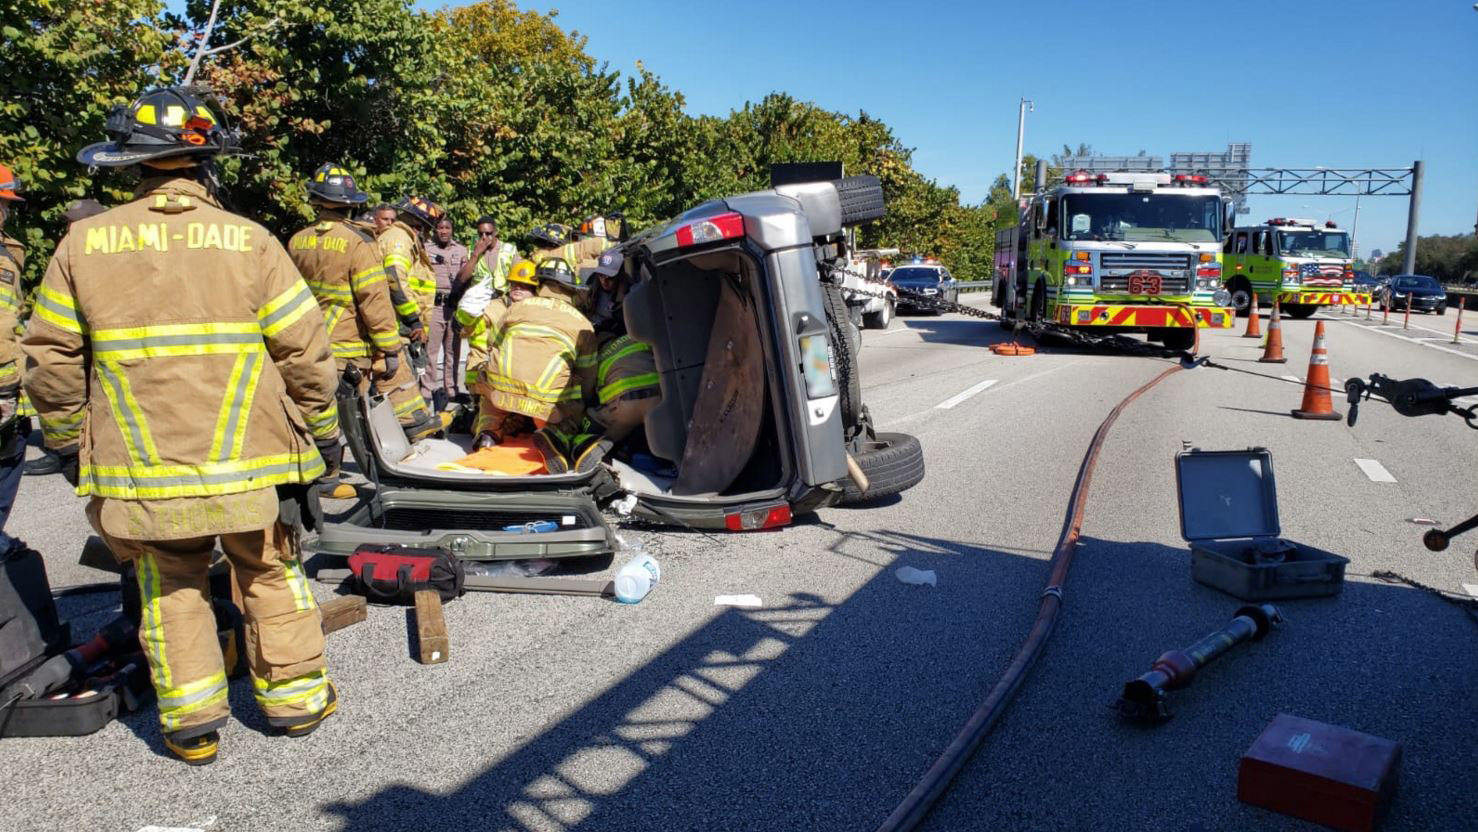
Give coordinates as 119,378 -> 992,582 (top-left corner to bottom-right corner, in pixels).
7,295 -> 1478,831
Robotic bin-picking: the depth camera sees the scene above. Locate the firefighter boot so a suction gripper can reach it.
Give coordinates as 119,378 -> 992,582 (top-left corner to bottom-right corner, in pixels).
164,729 -> 220,766
570,435 -> 613,474
530,429 -> 570,475
284,682 -> 339,738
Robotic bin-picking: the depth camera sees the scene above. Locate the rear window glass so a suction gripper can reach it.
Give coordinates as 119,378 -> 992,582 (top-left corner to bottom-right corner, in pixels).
890,267 -> 941,282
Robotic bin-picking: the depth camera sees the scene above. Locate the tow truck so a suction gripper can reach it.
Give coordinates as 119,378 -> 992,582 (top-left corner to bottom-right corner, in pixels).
993,171 -> 1234,352
1223,218 -> 1370,318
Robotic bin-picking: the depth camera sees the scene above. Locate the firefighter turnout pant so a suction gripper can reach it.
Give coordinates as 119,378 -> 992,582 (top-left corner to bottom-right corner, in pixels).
103,522 -> 330,739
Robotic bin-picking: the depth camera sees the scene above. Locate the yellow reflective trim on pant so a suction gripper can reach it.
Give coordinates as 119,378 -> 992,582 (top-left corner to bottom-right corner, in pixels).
283,558 -> 316,612
158,670 -> 229,732
370,330 -> 400,351
253,669 -> 329,712
599,372 -> 660,404
92,322 -> 265,361
40,408 -> 84,444
349,266 -> 387,292
259,280 -> 318,337
207,349 -> 264,462
393,395 -> 429,418
95,360 -> 161,466
34,285 -> 86,333
78,453 -> 326,499
305,402 -> 339,440
135,553 -> 173,690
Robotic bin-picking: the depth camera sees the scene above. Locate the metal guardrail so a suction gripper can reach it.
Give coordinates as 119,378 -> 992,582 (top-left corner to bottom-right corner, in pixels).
952,282 -> 993,293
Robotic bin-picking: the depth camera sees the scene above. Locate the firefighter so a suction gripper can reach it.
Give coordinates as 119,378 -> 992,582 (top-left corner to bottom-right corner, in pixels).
467,259 -> 537,441
585,250 -> 658,447
382,196 -> 441,333
0,163 -> 28,547
527,219 -> 613,287
288,164 -> 431,471
478,257 -> 598,473
23,87 -> 342,764
370,199 -> 440,441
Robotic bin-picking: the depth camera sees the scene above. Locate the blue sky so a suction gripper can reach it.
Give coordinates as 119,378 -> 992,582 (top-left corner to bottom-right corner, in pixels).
410,0 -> 1476,258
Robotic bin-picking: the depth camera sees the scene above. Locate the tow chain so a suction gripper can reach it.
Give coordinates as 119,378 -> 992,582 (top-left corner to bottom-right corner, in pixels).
819,262 -> 1197,363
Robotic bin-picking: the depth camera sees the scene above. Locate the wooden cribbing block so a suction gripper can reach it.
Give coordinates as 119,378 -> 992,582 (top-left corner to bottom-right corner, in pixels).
413,590 -> 449,664
319,595 -> 367,635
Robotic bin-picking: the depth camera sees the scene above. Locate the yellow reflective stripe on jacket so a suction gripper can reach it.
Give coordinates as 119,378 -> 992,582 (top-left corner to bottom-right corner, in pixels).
0,362 -> 15,384
78,453 -> 326,499
259,280 -> 318,337
321,305 -> 347,336
304,402 -> 338,440
207,350 -> 265,462
487,376 -> 583,404
496,323 -> 576,357
599,373 -> 660,404
253,669 -> 330,712
34,285 -> 86,333
40,408 -> 84,444
394,298 -> 419,317
0,282 -> 17,313
405,273 -> 437,294
95,360 -> 161,466
332,341 -> 373,358
92,322 -> 264,361
369,330 -> 400,351
305,281 -> 353,304
349,265 -> 387,292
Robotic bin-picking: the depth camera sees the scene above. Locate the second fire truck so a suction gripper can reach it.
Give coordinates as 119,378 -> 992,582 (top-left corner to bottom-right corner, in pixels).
1223,218 -> 1369,318
994,171 -> 1234,351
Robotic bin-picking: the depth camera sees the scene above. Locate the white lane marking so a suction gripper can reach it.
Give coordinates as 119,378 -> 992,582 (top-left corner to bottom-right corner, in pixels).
871,326 -> 914,337
935,378 -> 998,409
1353,458 -> 1397,483
1337,320 -> 1478,363
1282,375 -> 1300,383
1464,583 -> 1478,601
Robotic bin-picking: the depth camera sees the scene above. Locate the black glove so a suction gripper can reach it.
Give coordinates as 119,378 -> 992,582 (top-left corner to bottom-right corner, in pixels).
378,351 -> 400,382
56,446 -> 80,487
316,436 -> 343,478
276,484 -> 323,534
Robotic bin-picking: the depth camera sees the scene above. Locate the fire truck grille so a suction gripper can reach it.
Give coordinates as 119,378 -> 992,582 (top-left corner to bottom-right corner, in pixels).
1098,253 -> 1193,295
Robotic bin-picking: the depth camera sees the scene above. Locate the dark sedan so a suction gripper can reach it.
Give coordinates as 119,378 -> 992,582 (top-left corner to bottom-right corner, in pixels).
889,265 -> 958,314
1379,274 -> 1447,314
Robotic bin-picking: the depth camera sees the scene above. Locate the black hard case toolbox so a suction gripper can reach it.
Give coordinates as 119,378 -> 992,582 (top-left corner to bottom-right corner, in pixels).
1176,448 -> 1349,601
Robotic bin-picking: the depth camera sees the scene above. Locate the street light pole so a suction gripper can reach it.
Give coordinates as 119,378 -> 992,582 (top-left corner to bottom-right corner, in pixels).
1011,98 -> 1034,201
1351,193 -> 1361,261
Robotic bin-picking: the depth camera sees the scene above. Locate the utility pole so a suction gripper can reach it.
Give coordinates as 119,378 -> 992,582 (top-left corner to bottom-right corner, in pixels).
1011,98 -> 1034,201
1401,160 -> 1423,276
1351,194 -> 1361,261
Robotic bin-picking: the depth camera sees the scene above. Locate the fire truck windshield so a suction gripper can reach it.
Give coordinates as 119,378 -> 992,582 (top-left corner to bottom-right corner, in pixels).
1060,194 -> 1221,244
1276,230 -> 1351,258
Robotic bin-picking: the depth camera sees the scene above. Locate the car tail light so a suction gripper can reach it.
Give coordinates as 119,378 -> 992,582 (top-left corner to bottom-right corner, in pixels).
675,212 -> 744,247
725,503 -> 792,531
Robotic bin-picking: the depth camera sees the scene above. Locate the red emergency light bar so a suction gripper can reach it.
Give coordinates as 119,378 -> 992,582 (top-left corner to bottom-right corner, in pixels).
1325,221 -> 1338,228
675,212 -> 745,247
1063,170 -> 1104,185
1173,174 -> 1208,185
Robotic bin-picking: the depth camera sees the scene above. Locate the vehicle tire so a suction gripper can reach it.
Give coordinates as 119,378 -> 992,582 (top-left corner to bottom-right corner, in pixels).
839,432 -> 925,505
864,299 -> 894,329
1283,303 -> 1317,319
822,282 -> 863,430
1160,328 -> 1197,351
834,175 -> 886,226
1028,280 -> 1047,323
1229,278 -> 1253,317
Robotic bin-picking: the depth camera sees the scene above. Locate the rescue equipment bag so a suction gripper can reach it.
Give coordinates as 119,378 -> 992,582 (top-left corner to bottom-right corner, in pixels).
0,545 -> 68,687
348,546 -> 465,604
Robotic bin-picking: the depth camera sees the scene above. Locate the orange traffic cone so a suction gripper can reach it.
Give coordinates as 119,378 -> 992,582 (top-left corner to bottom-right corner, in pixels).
1291,320 -> 1341,421
1242,291 -> 1262,339
1258,299 -> 1287,364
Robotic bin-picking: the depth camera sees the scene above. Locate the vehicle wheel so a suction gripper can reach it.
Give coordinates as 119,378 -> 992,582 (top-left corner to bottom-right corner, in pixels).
822,282 -> 863,430
1229,278 -> 1253,317
835,175 -> 886,226
864,299 -> 894,329
1283,303 -> 1317,319
1160,328 -> 1197,351
839,432 -> 925,505
1028,281 -> 1047,323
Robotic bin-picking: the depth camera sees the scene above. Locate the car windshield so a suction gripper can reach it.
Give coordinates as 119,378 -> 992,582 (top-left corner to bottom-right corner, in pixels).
1277,231 -> 1350,258
890,267 -> 941,283
1393,276 -> 1440,291
1060,193 -> 1221,243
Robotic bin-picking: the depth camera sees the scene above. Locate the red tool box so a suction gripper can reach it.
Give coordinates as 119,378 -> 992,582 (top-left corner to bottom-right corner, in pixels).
1238,713 -> 1401,831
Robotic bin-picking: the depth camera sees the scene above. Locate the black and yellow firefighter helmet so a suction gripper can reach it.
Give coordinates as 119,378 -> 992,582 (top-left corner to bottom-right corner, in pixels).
306,163 -> 369,205
77,87 -> 238,168
526,222 -> 571,248
394,195 -> 444,229
533,256 -> 589,292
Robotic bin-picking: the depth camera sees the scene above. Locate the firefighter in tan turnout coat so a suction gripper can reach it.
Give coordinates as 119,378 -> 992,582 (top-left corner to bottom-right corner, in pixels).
22,88 -> 342,765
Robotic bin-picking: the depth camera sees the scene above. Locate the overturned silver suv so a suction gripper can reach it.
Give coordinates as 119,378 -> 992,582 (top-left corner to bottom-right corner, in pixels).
314,175 -> 925,563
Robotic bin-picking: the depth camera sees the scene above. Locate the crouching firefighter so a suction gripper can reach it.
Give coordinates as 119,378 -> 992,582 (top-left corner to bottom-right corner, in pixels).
467,258 -> 536,406
586,249 -> 658,447
23,87 -> 342,764
478,258 -> 600,473
289,164 -> 425,467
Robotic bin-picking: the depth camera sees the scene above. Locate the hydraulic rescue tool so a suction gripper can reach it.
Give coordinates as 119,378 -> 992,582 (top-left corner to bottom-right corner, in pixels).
1345,375 -> 1478,555
1114,604 -> 1284,723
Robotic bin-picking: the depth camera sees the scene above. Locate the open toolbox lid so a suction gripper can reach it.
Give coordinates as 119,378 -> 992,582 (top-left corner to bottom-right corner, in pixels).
1175,447 -> 1281,542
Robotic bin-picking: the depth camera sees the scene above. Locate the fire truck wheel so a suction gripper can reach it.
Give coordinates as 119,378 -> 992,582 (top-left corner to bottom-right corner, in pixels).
839,432 -> 925,505
1159,328 -> 1196,351
1229,278 -> 1254,317
1283,303 -> 1317,319
1028,281 -> 1047,323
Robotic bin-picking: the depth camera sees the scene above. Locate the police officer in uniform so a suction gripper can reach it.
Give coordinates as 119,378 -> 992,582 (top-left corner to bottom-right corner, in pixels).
288,164 -> 430,463
0,163 -> 29,544
23,88 -> 342,764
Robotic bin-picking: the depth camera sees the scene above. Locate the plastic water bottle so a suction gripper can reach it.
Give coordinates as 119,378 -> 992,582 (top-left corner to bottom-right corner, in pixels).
613,547 -> 661,604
